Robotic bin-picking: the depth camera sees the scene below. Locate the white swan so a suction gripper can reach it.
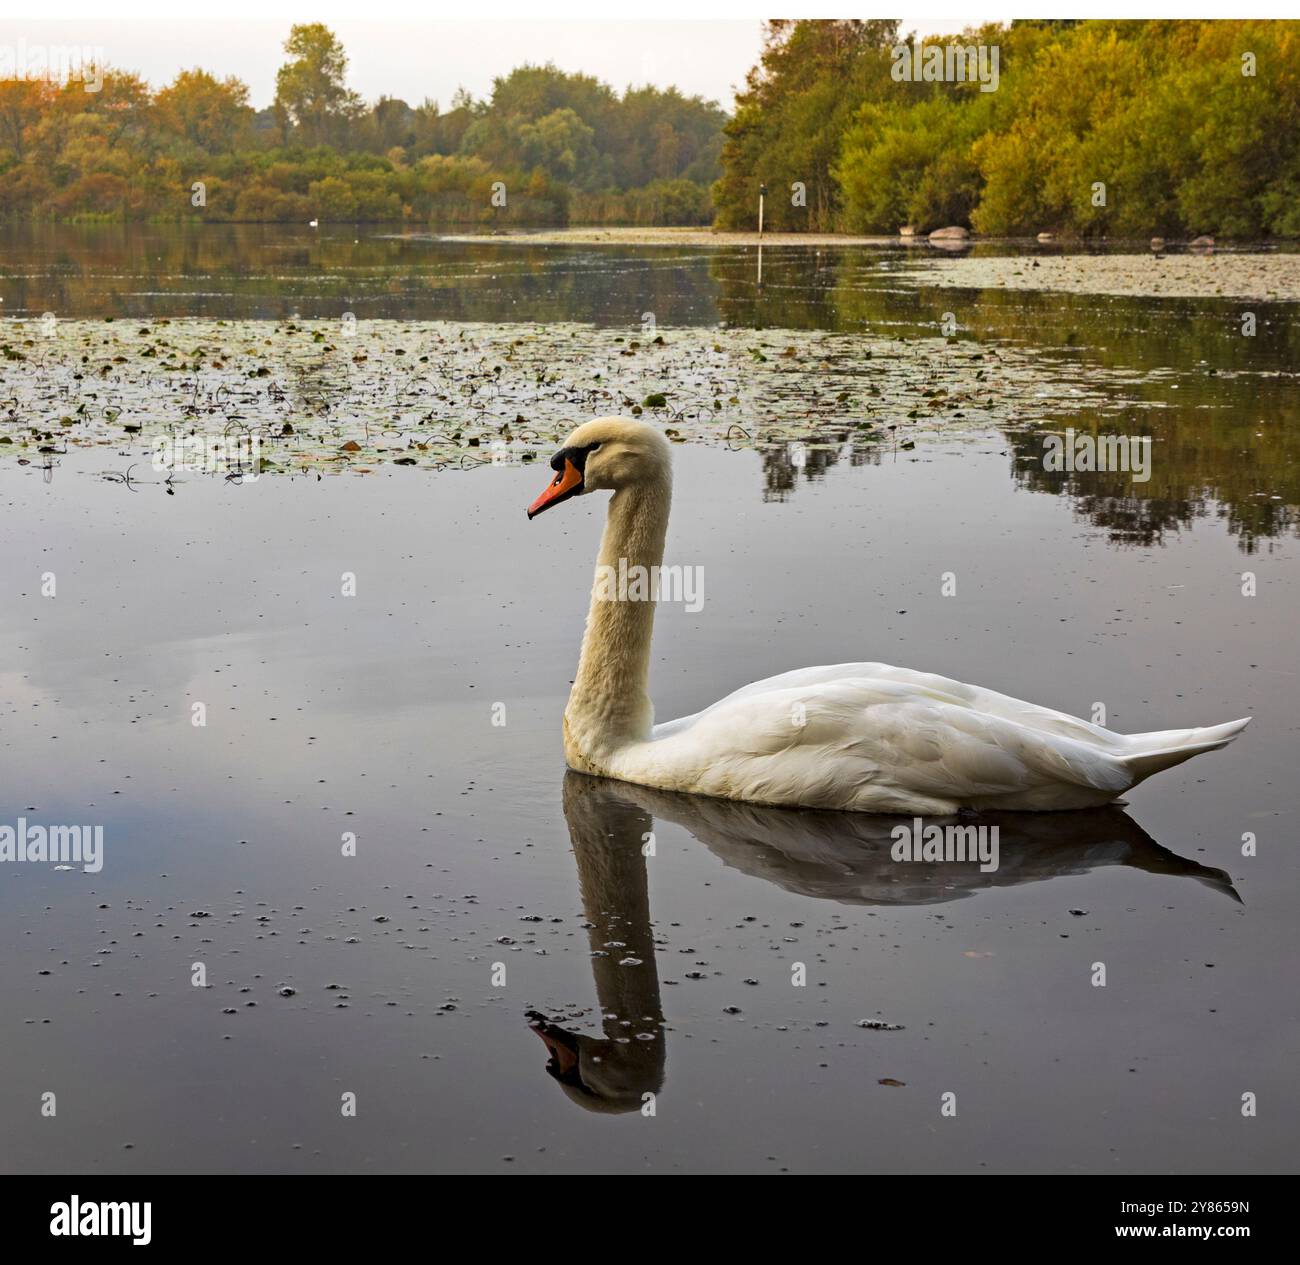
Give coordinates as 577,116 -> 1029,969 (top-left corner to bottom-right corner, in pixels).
527,418 -> 1250,814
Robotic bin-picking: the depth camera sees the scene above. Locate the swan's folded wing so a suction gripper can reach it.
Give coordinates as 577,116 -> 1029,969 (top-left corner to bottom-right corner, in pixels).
653,662 -> 1125,752
862,693 -> 1132,799
649,674 -> 1129,808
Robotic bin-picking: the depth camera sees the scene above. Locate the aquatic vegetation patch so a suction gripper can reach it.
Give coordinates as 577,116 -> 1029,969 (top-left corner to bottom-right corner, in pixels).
900,251 -> 1300,303
0,317 -> 1186,477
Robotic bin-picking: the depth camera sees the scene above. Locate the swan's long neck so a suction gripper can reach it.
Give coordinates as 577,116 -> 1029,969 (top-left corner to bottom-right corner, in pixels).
564,474 -> 671,768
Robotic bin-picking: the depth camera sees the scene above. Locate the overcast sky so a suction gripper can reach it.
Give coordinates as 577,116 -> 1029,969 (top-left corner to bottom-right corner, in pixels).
0,19 -> 996,111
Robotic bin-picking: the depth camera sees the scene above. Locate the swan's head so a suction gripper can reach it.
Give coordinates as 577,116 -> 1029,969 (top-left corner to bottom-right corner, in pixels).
526,417 -> 671,519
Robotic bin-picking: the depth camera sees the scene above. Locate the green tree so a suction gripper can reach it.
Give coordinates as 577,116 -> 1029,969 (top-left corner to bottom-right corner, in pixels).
274,23 -> 363,147
713,20 -> 901,231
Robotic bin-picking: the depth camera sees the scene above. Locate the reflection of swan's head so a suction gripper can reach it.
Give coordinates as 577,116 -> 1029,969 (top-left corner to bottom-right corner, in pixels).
527,417 -> 671,518
525,771 -> 667,1114
527,1011 -> 661,1115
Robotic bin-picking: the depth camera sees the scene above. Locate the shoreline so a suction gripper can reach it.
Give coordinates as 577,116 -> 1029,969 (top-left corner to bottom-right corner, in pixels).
427,226 -> 898,247
418,224 -> 1295,252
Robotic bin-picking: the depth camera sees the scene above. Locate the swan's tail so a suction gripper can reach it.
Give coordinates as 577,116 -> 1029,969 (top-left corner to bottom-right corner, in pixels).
1120,717 -> 1251,784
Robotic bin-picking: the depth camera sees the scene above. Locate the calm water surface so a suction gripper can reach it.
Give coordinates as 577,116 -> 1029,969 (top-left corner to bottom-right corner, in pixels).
0,225 -> 1296,1173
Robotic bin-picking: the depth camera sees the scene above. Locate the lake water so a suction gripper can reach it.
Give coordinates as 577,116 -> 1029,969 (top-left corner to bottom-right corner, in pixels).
1,224 -> 1296,1173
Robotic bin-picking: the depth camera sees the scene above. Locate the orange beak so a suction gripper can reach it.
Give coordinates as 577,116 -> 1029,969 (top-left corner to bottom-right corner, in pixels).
532,1023 -> 581,1076
527,457 -> 583,519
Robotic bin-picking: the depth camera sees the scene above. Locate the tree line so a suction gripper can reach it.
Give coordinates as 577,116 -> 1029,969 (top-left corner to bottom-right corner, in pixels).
0,23 -> 725,224
714,19 -> 1300,238
4,19 -> 1296,235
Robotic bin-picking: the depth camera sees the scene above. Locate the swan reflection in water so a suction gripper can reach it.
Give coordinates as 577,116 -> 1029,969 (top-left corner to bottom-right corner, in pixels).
528,771 -> 1238,1112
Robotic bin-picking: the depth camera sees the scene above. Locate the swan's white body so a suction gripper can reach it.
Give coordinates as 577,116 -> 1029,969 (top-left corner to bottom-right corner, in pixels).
619,662 -> 1248,813
531,419 -> 1249,814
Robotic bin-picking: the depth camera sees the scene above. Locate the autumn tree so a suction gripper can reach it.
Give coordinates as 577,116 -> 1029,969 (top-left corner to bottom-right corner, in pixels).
0,77 -> 51,160
155,69 -> 251,153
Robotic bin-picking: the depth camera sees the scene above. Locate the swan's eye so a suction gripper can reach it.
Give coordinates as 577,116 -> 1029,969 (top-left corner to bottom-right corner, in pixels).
587,443 -> 601,452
